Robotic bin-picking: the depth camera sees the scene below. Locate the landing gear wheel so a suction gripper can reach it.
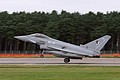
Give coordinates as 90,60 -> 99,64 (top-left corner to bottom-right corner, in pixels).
40,54 -> 44,58
64,58 -> 70,63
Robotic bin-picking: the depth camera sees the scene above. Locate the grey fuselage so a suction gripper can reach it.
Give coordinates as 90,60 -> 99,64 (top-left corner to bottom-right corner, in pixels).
15,33 -> 111,59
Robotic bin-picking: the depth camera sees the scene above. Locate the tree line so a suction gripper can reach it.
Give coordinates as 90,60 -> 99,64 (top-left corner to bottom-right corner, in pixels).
0,10 -> 120,53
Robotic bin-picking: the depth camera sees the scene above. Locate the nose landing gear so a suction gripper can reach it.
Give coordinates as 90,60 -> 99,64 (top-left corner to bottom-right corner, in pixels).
40,54 -> 44,58
40,50 -> 45,58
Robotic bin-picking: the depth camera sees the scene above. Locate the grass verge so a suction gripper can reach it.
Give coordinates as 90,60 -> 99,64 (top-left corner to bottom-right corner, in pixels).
0,65 -> 119,80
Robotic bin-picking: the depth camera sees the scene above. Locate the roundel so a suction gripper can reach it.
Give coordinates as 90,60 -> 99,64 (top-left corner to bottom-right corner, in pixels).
96,40 -> 99,45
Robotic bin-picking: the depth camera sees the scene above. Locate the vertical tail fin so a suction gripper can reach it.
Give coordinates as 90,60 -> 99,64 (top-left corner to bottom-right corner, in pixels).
84,35 -> 111,51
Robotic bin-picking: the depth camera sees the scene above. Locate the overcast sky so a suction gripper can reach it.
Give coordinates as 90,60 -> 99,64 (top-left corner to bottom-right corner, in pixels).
0,0 -> 120,14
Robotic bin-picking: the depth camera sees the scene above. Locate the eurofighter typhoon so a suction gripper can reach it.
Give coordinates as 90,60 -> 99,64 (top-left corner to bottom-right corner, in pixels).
14,33 -> 111,63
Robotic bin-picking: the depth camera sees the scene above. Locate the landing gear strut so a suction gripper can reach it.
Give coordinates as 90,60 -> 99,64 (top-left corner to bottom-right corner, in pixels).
64,58 -> 70,63
40,50 -> 44,58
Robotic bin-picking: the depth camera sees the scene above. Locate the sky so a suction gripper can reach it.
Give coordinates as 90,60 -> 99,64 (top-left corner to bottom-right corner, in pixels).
0,0 -> 120,14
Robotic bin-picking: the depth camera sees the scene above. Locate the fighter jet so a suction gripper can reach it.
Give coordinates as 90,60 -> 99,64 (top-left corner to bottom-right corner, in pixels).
14,33 -> 111,63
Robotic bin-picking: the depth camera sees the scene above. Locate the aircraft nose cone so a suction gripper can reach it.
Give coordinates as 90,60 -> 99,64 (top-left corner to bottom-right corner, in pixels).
14,36 -> 29,42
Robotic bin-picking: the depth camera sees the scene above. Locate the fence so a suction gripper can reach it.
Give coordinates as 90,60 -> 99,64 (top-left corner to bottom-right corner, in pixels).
0,50 -> 42,54
0,50 -> 120,54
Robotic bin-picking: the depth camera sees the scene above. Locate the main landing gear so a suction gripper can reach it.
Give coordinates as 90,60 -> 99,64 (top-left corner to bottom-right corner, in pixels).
64,58 -> 70,63
64,57 -> 83,63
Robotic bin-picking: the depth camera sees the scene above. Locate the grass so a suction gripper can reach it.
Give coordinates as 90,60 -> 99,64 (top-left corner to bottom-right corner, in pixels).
0,65 -> 119,80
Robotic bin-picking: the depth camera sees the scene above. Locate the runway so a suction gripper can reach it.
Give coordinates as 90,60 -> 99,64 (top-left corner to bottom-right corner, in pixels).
0,58 -> 120,66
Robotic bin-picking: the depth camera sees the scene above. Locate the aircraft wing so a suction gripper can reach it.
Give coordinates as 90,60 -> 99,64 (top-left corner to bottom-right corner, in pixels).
48,45 -> 93,56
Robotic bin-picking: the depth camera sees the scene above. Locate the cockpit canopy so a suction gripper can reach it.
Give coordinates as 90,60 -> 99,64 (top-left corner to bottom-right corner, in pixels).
29,33 -> 51,39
